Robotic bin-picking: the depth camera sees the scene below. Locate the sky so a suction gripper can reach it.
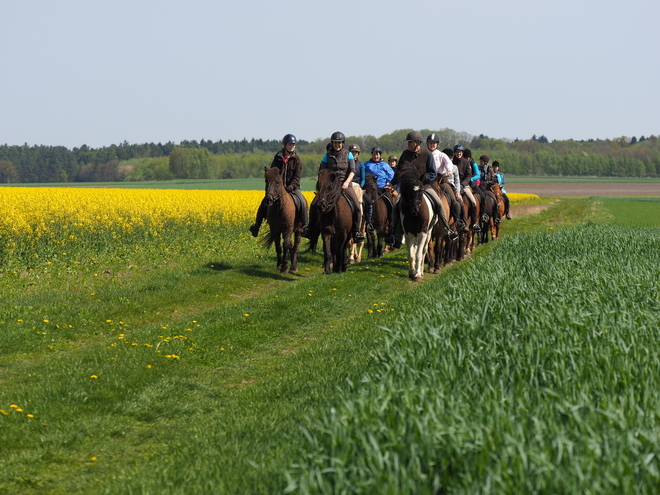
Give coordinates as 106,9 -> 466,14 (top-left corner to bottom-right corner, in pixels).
1,0 -> 659,149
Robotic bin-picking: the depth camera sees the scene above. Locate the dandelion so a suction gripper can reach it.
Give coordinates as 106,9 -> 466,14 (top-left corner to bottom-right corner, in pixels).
10,404 -> 18,409
90,375 -> 98,379
43,319 -> 49,323
0,409 -> 8,416
368,309 -> 374,314
16,408 -> 23,412
146,365 -> 152,368
243,313 -> 250,317
91,457 -> 98,461
27,414 -> 34,418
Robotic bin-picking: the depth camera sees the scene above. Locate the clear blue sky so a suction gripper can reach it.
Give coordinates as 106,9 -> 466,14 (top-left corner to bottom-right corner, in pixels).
2,0 -> 658,148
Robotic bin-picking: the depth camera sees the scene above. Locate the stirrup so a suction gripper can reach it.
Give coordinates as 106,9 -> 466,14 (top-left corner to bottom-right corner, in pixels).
354,232 -> 365,242
366,222 -> 374,232
472,224 -> 481,232
494,218 -> 501,226
448,230 -> 459,242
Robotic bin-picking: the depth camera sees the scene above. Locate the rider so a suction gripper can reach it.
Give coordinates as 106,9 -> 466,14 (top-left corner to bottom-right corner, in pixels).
363,146 -> 394,229
388,155 -> 398,170
390,131 -> 458,247
492,161 -> 511,219
318,132 -> 365,242
478,155 -> 502,225
249,133 -> 308,237
427,134 -> 468,233
454,144 -> 481,232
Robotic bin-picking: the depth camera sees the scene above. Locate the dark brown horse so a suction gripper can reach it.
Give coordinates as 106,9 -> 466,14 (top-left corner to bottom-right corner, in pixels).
263,166 -> 307,274
310,169 -> 353,274
479,189 -> 499,244
364,174 -> 392,259
398,170 -> 437,282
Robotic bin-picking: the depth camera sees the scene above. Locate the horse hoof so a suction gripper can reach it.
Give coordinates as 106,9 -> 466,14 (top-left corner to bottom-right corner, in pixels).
413,276 -> 424,282
433,268 -> 441,274
348,258 -> 355,264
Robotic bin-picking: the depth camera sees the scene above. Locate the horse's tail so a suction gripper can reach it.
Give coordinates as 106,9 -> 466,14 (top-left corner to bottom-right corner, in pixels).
262,229 -> 276,250
305,230 -> 319,253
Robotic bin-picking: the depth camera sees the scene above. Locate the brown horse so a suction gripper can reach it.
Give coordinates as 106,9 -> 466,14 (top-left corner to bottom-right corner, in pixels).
479,189 -> 499,244
489,183 -> 506,240
364,174 -> 392,259
263,166 -> 307,274
310,169 -> 353,274
461,189 -> 481,255
427,181 -> 457,273
398,170 -> 437,281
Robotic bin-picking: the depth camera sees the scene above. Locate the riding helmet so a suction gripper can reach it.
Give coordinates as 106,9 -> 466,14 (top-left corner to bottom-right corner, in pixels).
453,144 -> 465,151
427,133 -> 440,143
331,131 -> 345,142
405,130 -> 424,142
371,146 -> 383,154
282,134 -> 297,144
388,155 -> 398,163
348,144 -> 361,153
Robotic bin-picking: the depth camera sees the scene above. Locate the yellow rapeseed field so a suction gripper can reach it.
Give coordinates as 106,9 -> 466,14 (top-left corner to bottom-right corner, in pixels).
0,187 -> 533,267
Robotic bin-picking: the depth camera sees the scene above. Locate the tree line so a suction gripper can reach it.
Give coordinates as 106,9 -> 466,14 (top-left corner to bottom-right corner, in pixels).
1,130 -> 658,183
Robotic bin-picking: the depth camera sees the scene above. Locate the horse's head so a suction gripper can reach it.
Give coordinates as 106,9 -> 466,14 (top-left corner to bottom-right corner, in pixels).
265,166 -> 285,206
316,169 -> 342,213
399,170 -> 423,217
365,173 -> 378,197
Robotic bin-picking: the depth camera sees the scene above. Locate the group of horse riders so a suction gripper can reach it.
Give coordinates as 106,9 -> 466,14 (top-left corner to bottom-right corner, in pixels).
249,130 -> 511,248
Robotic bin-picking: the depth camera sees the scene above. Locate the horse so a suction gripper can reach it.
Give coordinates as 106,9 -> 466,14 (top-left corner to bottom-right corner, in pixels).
427,180 -> 457,273
489,183 -> 506,240
461,188 -> 481,255
263,166 -> 307,274
364,174 -> 392,259
479,188 -> 499,244
397,170 -> 438,282
309,169 -> 353,274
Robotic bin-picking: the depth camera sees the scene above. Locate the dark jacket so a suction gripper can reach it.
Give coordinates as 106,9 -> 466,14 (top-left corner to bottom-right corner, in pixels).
271,150 -> 302,191
393,146 -> 431,185
454,157 -> 472,187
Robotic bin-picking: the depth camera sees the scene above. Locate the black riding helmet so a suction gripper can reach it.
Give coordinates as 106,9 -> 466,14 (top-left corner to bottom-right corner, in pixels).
371,146 -> 383,154
453,144 -> 465,151
282,134 -> 297,144
427,133 -> 440,143
331,131 -> 345,142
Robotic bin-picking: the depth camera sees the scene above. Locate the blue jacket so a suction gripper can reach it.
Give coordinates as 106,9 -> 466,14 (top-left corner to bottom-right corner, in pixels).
495,172 -> 506,194
352,159 -> 366,187
363,159 -> 394,188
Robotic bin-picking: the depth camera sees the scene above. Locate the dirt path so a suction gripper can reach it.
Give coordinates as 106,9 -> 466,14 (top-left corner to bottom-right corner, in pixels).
506,182 -> 660,197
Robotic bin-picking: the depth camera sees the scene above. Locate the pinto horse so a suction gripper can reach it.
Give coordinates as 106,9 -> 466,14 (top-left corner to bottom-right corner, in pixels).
310,169 -> 353,274
364,174 -> 392,259
263,166 -> 307,274
398,170 -> 438,282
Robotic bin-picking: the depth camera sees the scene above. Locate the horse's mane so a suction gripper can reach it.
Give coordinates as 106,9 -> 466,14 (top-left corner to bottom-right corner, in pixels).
365,173 -> 378,198
316,169 -> 343,205
398,168 -> 421,195
265,166 -> 282,185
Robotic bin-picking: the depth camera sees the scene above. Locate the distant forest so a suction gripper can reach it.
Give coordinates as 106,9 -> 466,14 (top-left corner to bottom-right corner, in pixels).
1,129 -> 658,183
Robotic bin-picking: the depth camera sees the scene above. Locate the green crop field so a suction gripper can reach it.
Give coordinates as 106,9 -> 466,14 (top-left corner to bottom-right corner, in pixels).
1,193 -> 659,494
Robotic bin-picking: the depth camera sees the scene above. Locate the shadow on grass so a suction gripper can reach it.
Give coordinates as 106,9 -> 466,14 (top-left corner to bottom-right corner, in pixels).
205,262 -> 232,271
238,265 -> 304,280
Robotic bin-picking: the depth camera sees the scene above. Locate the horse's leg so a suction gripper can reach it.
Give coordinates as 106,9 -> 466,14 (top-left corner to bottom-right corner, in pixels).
322,233 -> 333,275
291,232 -> 301,274
281,231 -> 292,273
274,233 -> 283,271
348,239 -> 355,264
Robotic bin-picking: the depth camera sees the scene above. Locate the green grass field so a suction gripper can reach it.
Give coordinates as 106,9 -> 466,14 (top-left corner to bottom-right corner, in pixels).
1,196 -> 659,493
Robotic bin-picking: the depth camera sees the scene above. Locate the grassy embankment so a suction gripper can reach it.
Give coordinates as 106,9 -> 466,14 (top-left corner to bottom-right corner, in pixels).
1,194 -> 659,493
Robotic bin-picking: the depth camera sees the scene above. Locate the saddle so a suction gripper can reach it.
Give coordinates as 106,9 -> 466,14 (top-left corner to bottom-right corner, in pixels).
289,191 -> 305,219
342,191 -> 358,216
